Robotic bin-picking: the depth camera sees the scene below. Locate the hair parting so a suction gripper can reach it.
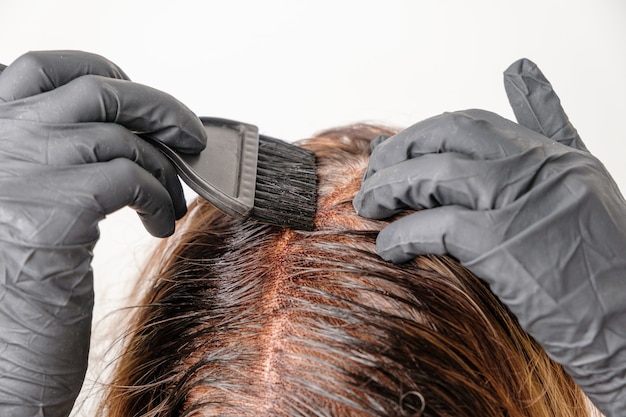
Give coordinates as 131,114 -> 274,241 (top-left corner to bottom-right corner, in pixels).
100,124 -> 600,417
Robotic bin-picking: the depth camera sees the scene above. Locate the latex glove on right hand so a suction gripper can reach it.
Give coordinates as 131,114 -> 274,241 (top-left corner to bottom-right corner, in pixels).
354,59 -> 626,416
0,51 -> 206,417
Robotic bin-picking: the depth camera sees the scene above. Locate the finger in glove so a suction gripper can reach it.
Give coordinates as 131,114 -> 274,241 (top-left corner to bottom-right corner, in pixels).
1,121 -> 187,220
504,58 -> 587,151
0,75 -> 207,153
0,50 -> 129,102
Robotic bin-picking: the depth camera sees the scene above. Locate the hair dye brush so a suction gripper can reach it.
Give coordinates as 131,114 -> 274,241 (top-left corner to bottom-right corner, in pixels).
146,117 -> 317,231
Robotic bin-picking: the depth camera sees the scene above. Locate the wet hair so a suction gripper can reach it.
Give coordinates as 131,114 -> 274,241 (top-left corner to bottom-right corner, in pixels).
101,125 -> 597,416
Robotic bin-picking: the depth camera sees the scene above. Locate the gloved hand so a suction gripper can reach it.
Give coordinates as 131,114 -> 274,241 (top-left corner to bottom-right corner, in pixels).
354,58 -> 626,416
0,51 -> 206,417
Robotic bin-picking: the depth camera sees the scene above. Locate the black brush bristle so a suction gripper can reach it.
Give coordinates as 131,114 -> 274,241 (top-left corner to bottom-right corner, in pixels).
252,136 -> 317,230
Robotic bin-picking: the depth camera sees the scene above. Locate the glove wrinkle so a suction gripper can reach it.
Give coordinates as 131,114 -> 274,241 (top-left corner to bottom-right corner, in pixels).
0,51 -> 206,417
0,51 -> 130,102
356,59 -> 626,415
504,58 -> 586,151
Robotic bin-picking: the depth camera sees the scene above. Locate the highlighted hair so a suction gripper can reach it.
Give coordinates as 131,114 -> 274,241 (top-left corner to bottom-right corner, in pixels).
102,125 -> 597,416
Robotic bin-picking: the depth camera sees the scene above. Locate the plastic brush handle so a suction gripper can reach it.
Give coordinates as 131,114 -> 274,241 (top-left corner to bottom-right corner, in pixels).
145,117 -> 260,220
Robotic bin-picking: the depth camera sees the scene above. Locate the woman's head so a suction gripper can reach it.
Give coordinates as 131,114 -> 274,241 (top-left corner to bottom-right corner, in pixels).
103,125 -> 596,416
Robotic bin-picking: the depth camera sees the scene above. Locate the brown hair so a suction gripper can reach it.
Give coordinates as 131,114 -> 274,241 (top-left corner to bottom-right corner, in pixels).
101,125 -> 597,416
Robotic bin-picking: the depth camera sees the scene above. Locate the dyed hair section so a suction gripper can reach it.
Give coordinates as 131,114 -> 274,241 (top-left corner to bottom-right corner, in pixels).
101,125 -> 597,416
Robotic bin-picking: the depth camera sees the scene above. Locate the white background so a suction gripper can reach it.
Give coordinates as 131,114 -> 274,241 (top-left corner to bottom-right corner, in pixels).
1,1 -> 625,414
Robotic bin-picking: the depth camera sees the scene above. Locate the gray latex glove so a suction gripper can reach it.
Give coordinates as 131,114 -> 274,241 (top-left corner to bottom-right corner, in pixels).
0,51 -> 206,417
354,58 -> 626,416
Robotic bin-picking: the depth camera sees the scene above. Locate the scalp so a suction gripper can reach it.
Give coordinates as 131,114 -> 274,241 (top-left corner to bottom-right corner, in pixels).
101,124 -> 594,417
